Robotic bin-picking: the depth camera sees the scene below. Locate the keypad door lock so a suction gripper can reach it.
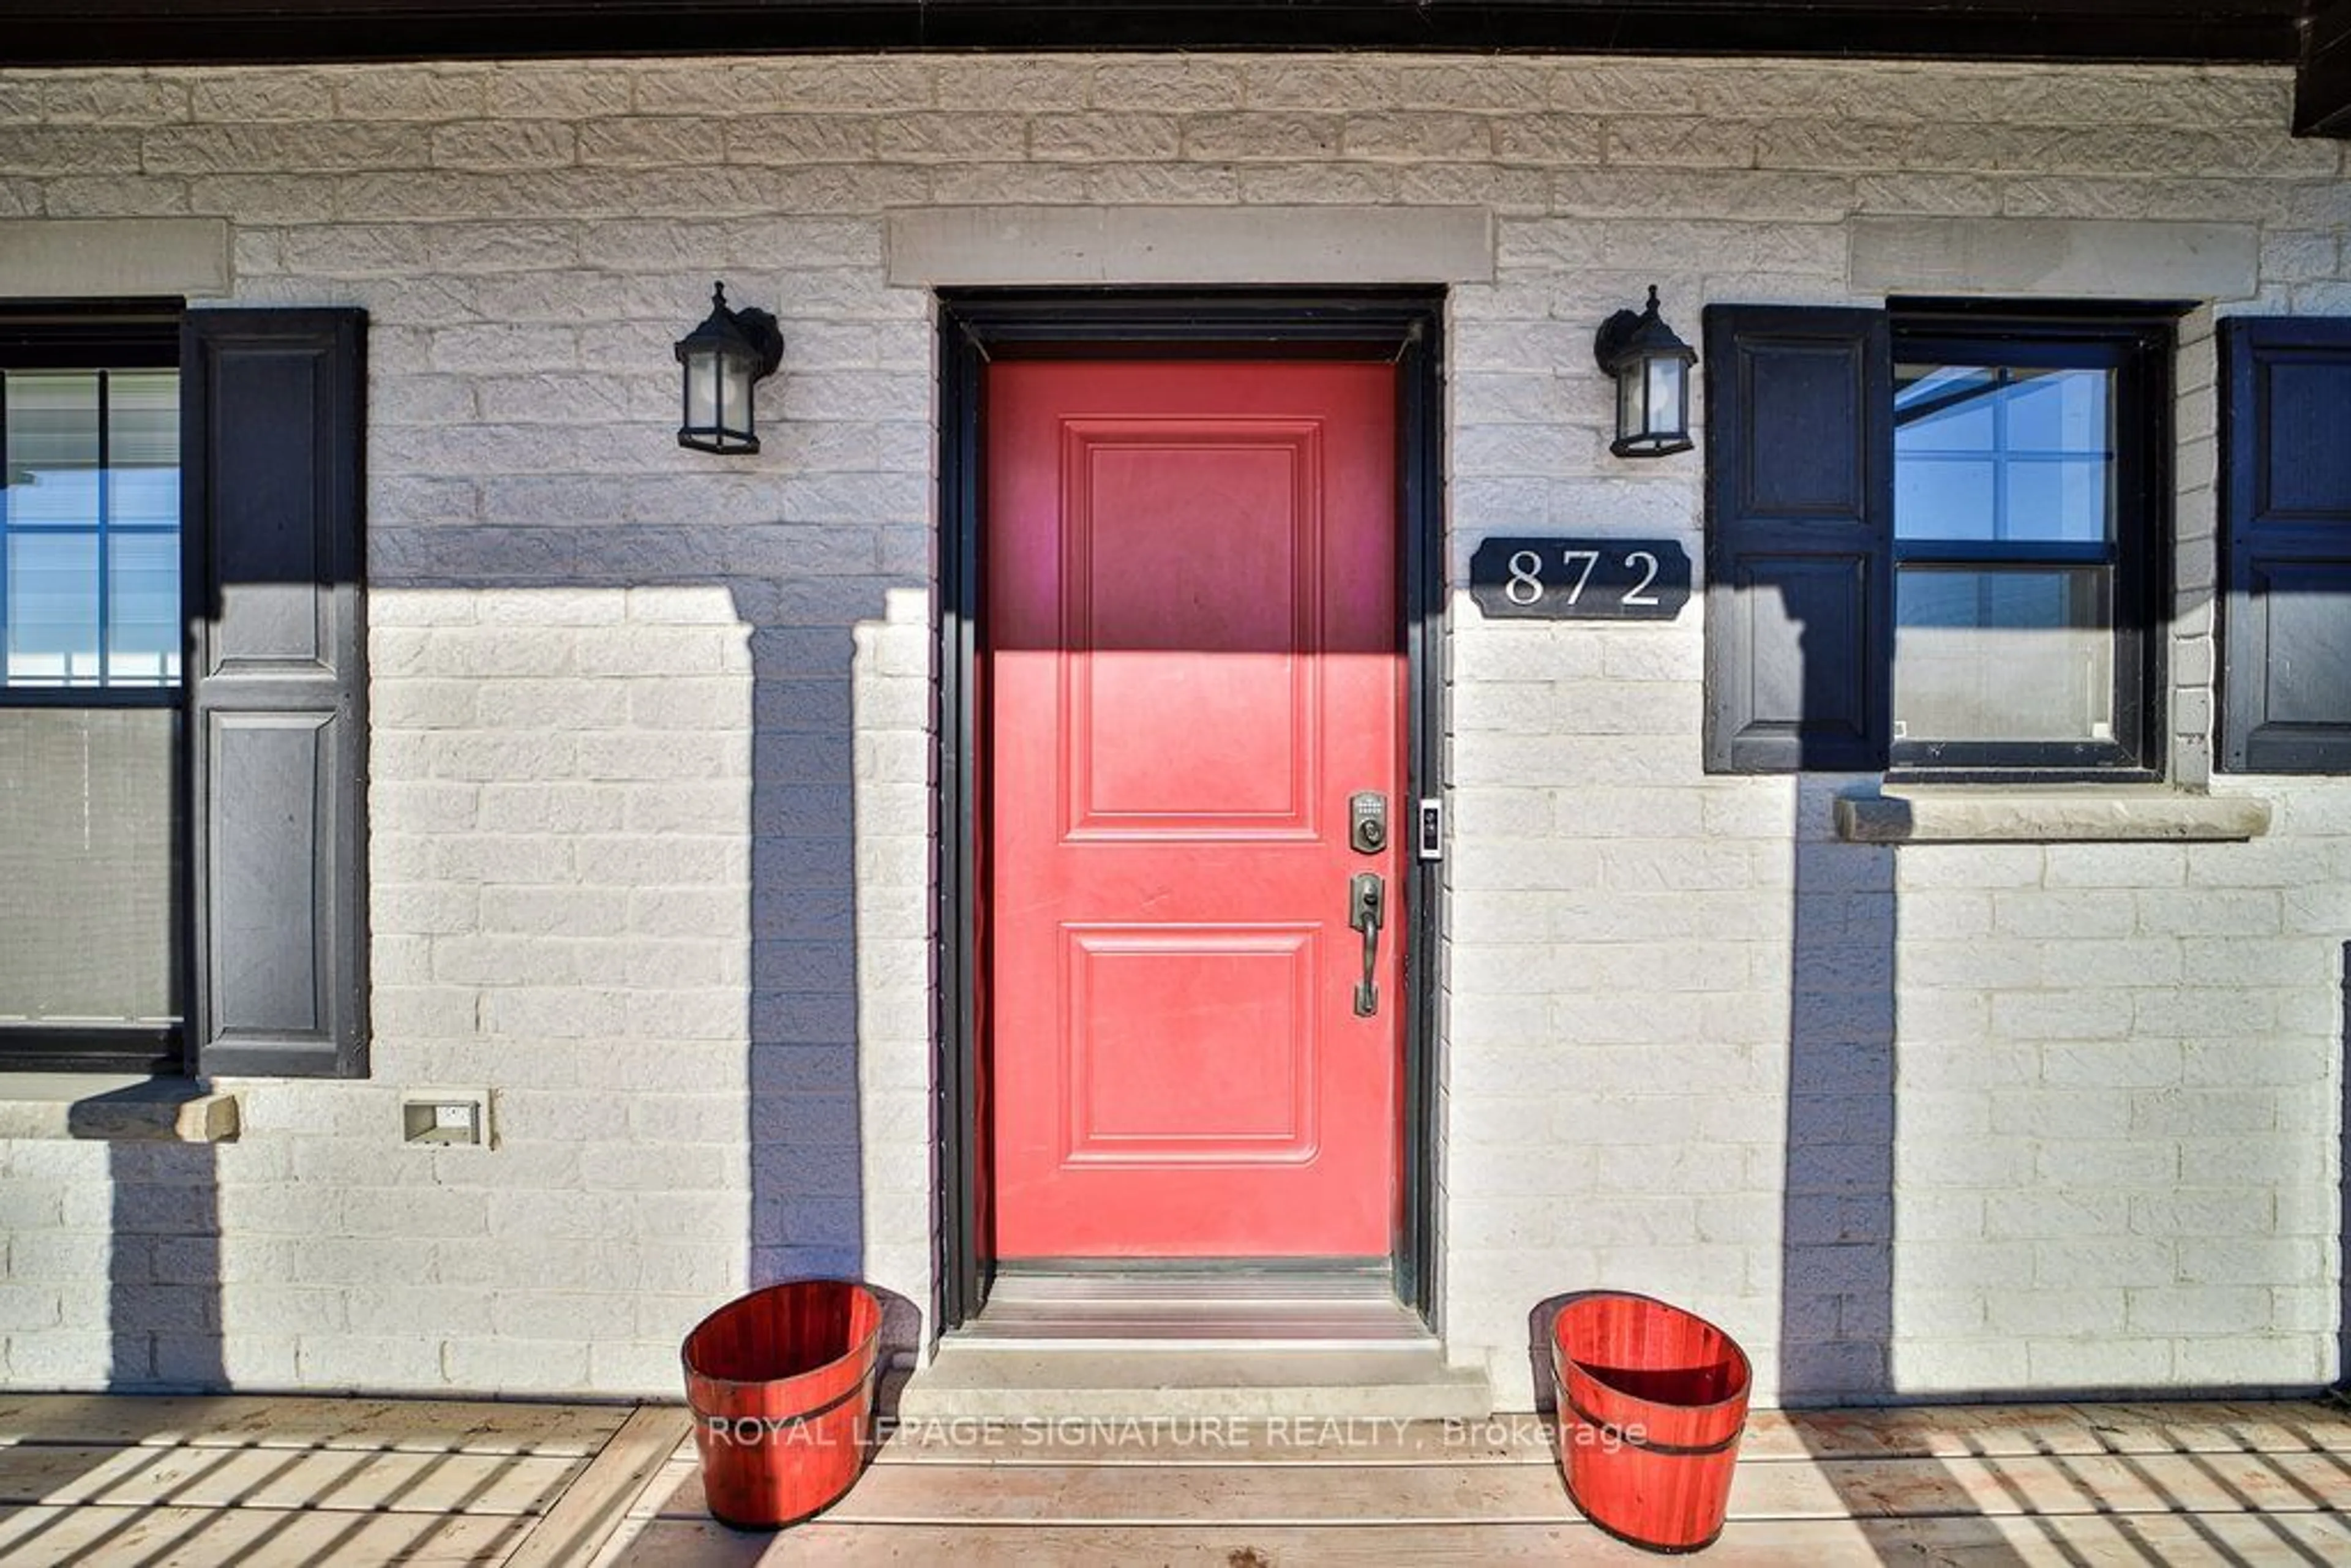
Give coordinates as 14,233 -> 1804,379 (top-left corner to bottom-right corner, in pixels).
1348,792 -> 1389,855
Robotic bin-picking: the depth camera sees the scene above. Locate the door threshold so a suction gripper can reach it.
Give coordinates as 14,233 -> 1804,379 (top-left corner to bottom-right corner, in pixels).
962,1264 -> 1420,1348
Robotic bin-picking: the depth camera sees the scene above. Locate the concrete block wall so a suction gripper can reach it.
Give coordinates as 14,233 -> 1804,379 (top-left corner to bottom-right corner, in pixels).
0,53 -> 2344,1405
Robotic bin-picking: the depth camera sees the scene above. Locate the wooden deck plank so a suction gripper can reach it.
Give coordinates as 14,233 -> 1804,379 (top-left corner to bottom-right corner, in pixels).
0,1441 -> 585,1516
504,1406 -> 696,1568
0,1394 -> 629,1457
586,1450 -> 710,1568
1728,1449 -> 2351,1523
2069,1400 -> 2351,1457
0,1502 -> 530,1567
595,1517 -> 782,1567
654,1459 -> 1577,1526
675,1447 -> 2351,1527
611,1510 -> 2351,1567
1754,1401 -> 2351,1463
858,1400 -> 2351,1468
875,1412 -> 1546,1466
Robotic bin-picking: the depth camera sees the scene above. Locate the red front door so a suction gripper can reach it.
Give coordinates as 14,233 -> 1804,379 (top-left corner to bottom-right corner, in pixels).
986,360 -> 1404,1259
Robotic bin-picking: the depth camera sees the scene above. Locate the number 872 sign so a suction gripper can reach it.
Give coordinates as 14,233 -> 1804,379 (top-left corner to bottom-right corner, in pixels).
1466,537 -> 1693,621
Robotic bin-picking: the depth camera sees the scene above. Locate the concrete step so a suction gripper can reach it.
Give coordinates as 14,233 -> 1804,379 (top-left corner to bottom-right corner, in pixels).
895,1341 -> 1493,1421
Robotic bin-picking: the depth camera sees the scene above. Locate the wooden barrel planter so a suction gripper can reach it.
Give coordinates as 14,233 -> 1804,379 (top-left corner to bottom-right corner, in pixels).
1550,1292 -> 1752,1554
681,1279 -> 883,1529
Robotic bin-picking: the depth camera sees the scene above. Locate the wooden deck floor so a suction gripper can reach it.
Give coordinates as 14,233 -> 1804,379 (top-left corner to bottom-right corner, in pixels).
1,1393 -> 2345,1564
0,1392 -> 684,1567
604,1398 -> 2351,1566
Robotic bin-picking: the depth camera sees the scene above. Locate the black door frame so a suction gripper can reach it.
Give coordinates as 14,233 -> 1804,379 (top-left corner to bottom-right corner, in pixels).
933,287 -> 1449,1337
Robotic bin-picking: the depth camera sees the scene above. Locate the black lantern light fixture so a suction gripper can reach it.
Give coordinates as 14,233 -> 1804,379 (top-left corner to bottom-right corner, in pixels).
675,281 -> 783,454
1594,285 -> 1697,459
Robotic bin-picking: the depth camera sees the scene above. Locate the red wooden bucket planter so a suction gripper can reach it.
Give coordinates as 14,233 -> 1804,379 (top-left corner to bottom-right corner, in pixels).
1550,1292 -> 1752,1554
681,1279 -> 883,1529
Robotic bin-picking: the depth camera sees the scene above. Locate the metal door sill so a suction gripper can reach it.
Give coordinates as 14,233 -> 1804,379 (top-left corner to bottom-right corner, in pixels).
960,1264 -> 1424,1347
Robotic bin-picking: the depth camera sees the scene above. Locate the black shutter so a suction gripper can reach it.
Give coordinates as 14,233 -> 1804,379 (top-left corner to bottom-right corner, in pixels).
182,309 -> 368,1077
2220,317 -> 2351,773
1702,306 -> 1894,773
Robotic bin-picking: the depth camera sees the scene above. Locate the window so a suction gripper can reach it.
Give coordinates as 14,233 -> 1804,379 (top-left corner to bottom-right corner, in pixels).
1890,322 -> 2161,771
1,318 -> 186,1073
1702,303 -> 2172,778
1,306 -> 370,1078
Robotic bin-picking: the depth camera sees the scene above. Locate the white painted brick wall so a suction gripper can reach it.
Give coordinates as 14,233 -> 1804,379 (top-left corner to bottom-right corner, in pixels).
0,51 -> 2344,1407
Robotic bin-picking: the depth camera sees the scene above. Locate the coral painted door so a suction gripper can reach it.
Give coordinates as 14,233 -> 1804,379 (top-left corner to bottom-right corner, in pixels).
987,360 -> 1404,1259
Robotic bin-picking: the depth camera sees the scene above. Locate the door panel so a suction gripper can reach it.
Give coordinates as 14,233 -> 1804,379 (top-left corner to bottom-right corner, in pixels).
987,360 -> 1403,1259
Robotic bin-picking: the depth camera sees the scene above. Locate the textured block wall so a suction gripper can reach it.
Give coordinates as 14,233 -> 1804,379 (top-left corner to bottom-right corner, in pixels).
0,53 -> 2344,1406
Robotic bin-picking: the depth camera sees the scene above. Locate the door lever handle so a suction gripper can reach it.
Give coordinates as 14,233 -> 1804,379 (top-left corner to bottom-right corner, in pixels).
1348,872 -> 1384,1017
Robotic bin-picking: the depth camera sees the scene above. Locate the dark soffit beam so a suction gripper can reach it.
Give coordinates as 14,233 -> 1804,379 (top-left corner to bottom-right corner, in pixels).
0,1 -> 2309,71
2300,0 -> 2351,136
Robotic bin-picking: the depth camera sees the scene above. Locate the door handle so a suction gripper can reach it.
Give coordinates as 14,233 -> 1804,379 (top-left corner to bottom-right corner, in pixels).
1349,872 -> 1384,1017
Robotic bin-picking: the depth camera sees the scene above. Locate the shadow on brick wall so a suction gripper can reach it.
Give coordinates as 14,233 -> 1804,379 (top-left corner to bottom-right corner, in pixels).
741,607 -> 872,1295
739,585 -> 918,1373
1780,773 -> 1896,1404
62,1080 -> 225,1389
106,1141 -> 224,1391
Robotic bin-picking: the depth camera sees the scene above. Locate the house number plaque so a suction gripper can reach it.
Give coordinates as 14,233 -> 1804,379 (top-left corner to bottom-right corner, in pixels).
1468,537 -> 1692,621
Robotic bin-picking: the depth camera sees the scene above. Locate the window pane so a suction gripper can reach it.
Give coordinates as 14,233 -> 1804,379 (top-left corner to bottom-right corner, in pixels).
108,531 -> 181,684
2003,367 -> 2107,452
107,370 -> 181,530
1895,566 -> 2115,743
1897,456 -> 1998,541
6,531 -> 100,685
1894,364 -> 1997,454
2004,456 -> 2112,544
0,707 -> 181,1027
2,367 -> 182,689
5,372 -> 101,528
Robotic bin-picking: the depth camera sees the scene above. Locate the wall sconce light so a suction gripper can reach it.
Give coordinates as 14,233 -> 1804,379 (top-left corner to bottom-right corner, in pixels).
675,281 -> 783,454
1594,285 -> 1697,459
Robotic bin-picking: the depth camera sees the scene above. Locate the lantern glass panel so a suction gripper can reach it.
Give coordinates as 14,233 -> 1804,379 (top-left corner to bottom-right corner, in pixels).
1646,356 -> 1684,439
721,354 -> 756,440
685,351 -> 719,432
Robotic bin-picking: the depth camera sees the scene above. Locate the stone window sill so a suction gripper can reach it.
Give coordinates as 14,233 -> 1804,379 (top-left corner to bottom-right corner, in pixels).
0,1075 -> 240,1143
1835,786 -> 2271,845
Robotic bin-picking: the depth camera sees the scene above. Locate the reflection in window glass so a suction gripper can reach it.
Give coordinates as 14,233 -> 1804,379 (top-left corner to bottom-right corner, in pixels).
108,372 -> 181,530
4,532 -> 100,683
1893,365 -> 1997,454
108,533 -> 181,681
1,369 -> 180,687
1894,364 -> 2113,544
2003,457 -> 2110,545
1895,459 -> 1996,541
4,373 -> 100,530
2003,367 -> 2108,451
1895,568 -> 2114,743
